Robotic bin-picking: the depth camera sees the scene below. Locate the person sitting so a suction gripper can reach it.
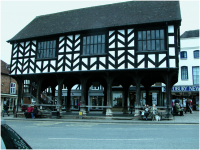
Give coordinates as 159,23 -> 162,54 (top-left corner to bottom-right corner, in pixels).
144,105 -> 150,120
31,105 -> 38,119
174,103 -> 184,116
149,104 -> 158,121
24,105 -> 33,118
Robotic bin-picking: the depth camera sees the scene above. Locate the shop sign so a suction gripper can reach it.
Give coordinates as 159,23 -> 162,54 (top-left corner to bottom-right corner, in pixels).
162,86 -> 199,92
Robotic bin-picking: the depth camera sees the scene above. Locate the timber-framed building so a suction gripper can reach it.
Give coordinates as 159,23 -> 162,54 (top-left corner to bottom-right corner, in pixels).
7,1 -> 182,116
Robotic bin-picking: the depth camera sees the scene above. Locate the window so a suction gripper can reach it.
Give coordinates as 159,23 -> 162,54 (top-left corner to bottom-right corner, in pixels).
194,50 -> 199,58
24,80 -> 30,93
82,35 -> 105,55
37,40 -> 56,59
10,83 -> 16,94
193,67 -> 199,85
181,66 -> 188,80
138,29 -> 165,51
180,51 -> 187,58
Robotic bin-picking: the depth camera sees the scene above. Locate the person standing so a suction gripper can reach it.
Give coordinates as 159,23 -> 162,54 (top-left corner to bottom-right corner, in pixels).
31,105 -> 38,119
3,104 -> 10,117
24,105 -> 33,118
185,99 -> 192,114
78,101 -> 81,111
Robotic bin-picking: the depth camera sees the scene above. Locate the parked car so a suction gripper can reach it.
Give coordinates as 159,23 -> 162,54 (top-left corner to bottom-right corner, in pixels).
1,120 -> 32,149
21,105 -> 28,112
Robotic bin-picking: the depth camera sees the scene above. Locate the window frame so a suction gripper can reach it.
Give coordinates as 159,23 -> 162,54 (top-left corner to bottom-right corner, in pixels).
137,29 -> 166,51
192,66 -> 199,85
36,39 -> 57,60
81,34 -> 107,57
181,66 -> 188,80
10,82 -> 16,94
194,50 -> 199,58
180,51 -> 187,59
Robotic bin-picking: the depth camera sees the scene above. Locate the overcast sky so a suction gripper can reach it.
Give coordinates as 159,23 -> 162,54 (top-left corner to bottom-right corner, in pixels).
1,0 -> 199,64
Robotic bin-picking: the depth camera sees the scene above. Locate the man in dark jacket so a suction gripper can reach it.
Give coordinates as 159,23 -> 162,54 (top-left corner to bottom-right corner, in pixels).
3,104 -> 10,117
31,105 -> 38,119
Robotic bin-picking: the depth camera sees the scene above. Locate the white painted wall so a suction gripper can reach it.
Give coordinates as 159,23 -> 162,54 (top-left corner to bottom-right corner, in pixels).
174,37 -> 199,86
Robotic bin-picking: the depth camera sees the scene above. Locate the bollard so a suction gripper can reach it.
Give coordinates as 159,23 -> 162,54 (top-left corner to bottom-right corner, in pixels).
79,111 -> 83,119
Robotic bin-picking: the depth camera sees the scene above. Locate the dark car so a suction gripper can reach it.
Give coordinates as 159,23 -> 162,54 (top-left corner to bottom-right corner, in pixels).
1,120 -> 32,149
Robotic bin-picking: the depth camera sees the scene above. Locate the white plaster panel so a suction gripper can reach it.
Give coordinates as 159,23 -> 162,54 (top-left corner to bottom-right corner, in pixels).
20,42 -> 24,47
109,31 -> 114,36
74,54 -> 79,60
109,43 -> 115,48
50,67 -> 55,72
13,53 -> 17,58
148,61 -> 155,68
128,29 -> 133,34
75,39 -> 80,46
57,67 -> 63,72
73,59 -> 79,66
67,40 -> 73,48
13,47 -> 17,53
73,66 -> 79,71
65,58 -> 71,65
51,60 -> 56,67
90,64 -> 96,70
59,40 -> 64,47
26,41 -> 30,47
109,51 -> 115,57
90,57 -> 96,65
29,69 -> 34,74
138,61 -> 145,68
159,60 -> 166,68
36,61 -> 42,69
128,50 -> 135,55
138,55 -> 144,62
168,25 -> 174,33
43,67 -> 48,73
30,58 -> 35,63
14,43 -> 17,48
25,46 -> 29,53
128,63 -> 134,69
65,66 -> 70,71
148,54 -> 155,62
109,57 -> 115,65
24,58 -> 28,63
128,33 -> 134,42
118,64 -> 125,69
128,40 -> 134,47
67,35 -> 73,41
32,45 -> 36,51
168,36 -> 174,44
75,45 -> 80,51
82,65 -> 87,71
128,55 -> 134,63
82,58 -> 88,66
59,36 -> 64,41
75,34 -> 80,40
12,60 -> 16,65
19,47 -> 23,53
169,47 -> 175,56
59,47 -> 64,53
31,51 -> 35,56
118,30 -> 125,35
32,41 -> 36,45
43,61 -> 48,68
18,59 -> 23,64
66,54 -> 72,60
159,54 -> 166,62
169,59 -> 176,68
58,55 -> 63,61
17,69 -> 21,74
118,34 -> 124,42
99,64 -> 105,70
109,35 -> 115,43
30,63 -> 34,70
99,57 -> 106,64
118,42 -> 124,48
118,50 -> 124,57
118,56 -> 125,64
109,64 -> 115,69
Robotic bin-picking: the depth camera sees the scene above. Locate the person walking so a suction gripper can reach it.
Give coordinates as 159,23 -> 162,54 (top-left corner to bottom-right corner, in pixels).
185,98 -> 192,114
3,104 -> 10,117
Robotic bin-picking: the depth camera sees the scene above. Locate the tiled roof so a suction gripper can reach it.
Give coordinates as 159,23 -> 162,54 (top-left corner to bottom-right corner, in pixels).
8,1 -> 181,42
180,29 -> 199,38
1,60 -> 9,75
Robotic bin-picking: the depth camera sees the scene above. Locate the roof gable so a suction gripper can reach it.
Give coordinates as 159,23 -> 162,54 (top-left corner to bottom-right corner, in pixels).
8,1 -> 181,42
180,29 -> 199,38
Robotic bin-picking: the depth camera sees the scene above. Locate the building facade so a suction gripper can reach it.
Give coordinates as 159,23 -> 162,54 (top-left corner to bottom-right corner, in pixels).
168,30 -> 199,110
1,60 -> 18,112
7,1 -> 182,116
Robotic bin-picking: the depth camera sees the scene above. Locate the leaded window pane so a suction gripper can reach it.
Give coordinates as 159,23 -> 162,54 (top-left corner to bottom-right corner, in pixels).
138,31 -> 142,40
87,45 -> 90,54
160,40 -> 164,50
90,36 -> 94,44
147,31 -> 151,40
138,41 -> 142,51
94,36 -> 97,44
151,30 -> 155,39
90,45 -> 93,54
102,44 -> 105,53
102,35 -> 105,43
160,30 -> 164,39
147,40 -> 151,50
151,40 -> 155,50
94,45 -> 97,54
37,40 -> 56,59
87,36 -> 90,45
83,37 -> 86,45
143,31 -> 146,40
83,46 -> 86,55
98,44 -> 101,54
98,35 -> 101,43
47,41 -> 50,48
156,40 -> 160,50
143,41 -> 146,50
156,30 -> 160,39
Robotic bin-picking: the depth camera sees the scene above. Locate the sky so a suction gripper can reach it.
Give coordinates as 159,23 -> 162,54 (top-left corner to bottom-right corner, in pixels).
0,0 -> 199,64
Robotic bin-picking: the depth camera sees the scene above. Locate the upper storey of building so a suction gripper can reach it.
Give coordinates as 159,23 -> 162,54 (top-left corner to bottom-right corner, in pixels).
8,1 -> 182,76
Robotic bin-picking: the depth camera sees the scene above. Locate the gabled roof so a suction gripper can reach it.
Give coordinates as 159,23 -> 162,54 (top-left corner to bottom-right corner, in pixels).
1,60 -> 10,75
8,1 -> 181,42
180,29 -> 199,38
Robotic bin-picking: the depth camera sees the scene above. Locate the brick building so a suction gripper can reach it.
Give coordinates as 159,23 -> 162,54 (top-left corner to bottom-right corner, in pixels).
1,60 -> 18,112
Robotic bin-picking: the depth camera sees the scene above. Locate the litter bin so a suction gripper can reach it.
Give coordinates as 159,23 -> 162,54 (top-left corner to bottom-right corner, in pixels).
79,111 -> 82,119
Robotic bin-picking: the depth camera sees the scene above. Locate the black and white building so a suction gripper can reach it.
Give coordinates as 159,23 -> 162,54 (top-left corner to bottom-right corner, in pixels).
7,1 -> 182,116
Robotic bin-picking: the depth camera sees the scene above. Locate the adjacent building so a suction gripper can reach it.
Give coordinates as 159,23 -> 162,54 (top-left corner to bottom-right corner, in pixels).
7,1 -> 182,116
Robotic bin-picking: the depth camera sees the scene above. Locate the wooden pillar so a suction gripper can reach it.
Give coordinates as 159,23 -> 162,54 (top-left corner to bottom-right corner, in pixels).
165,73 -> 172,118
36,79 -> 42,104
103,85 -> 107,114
106,82 -> 113,117
66,85 -> 72,112
80,77 -> 87,115
16,79 -> 22,115
123,85 -> 129,114
51,85 -> 56,105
